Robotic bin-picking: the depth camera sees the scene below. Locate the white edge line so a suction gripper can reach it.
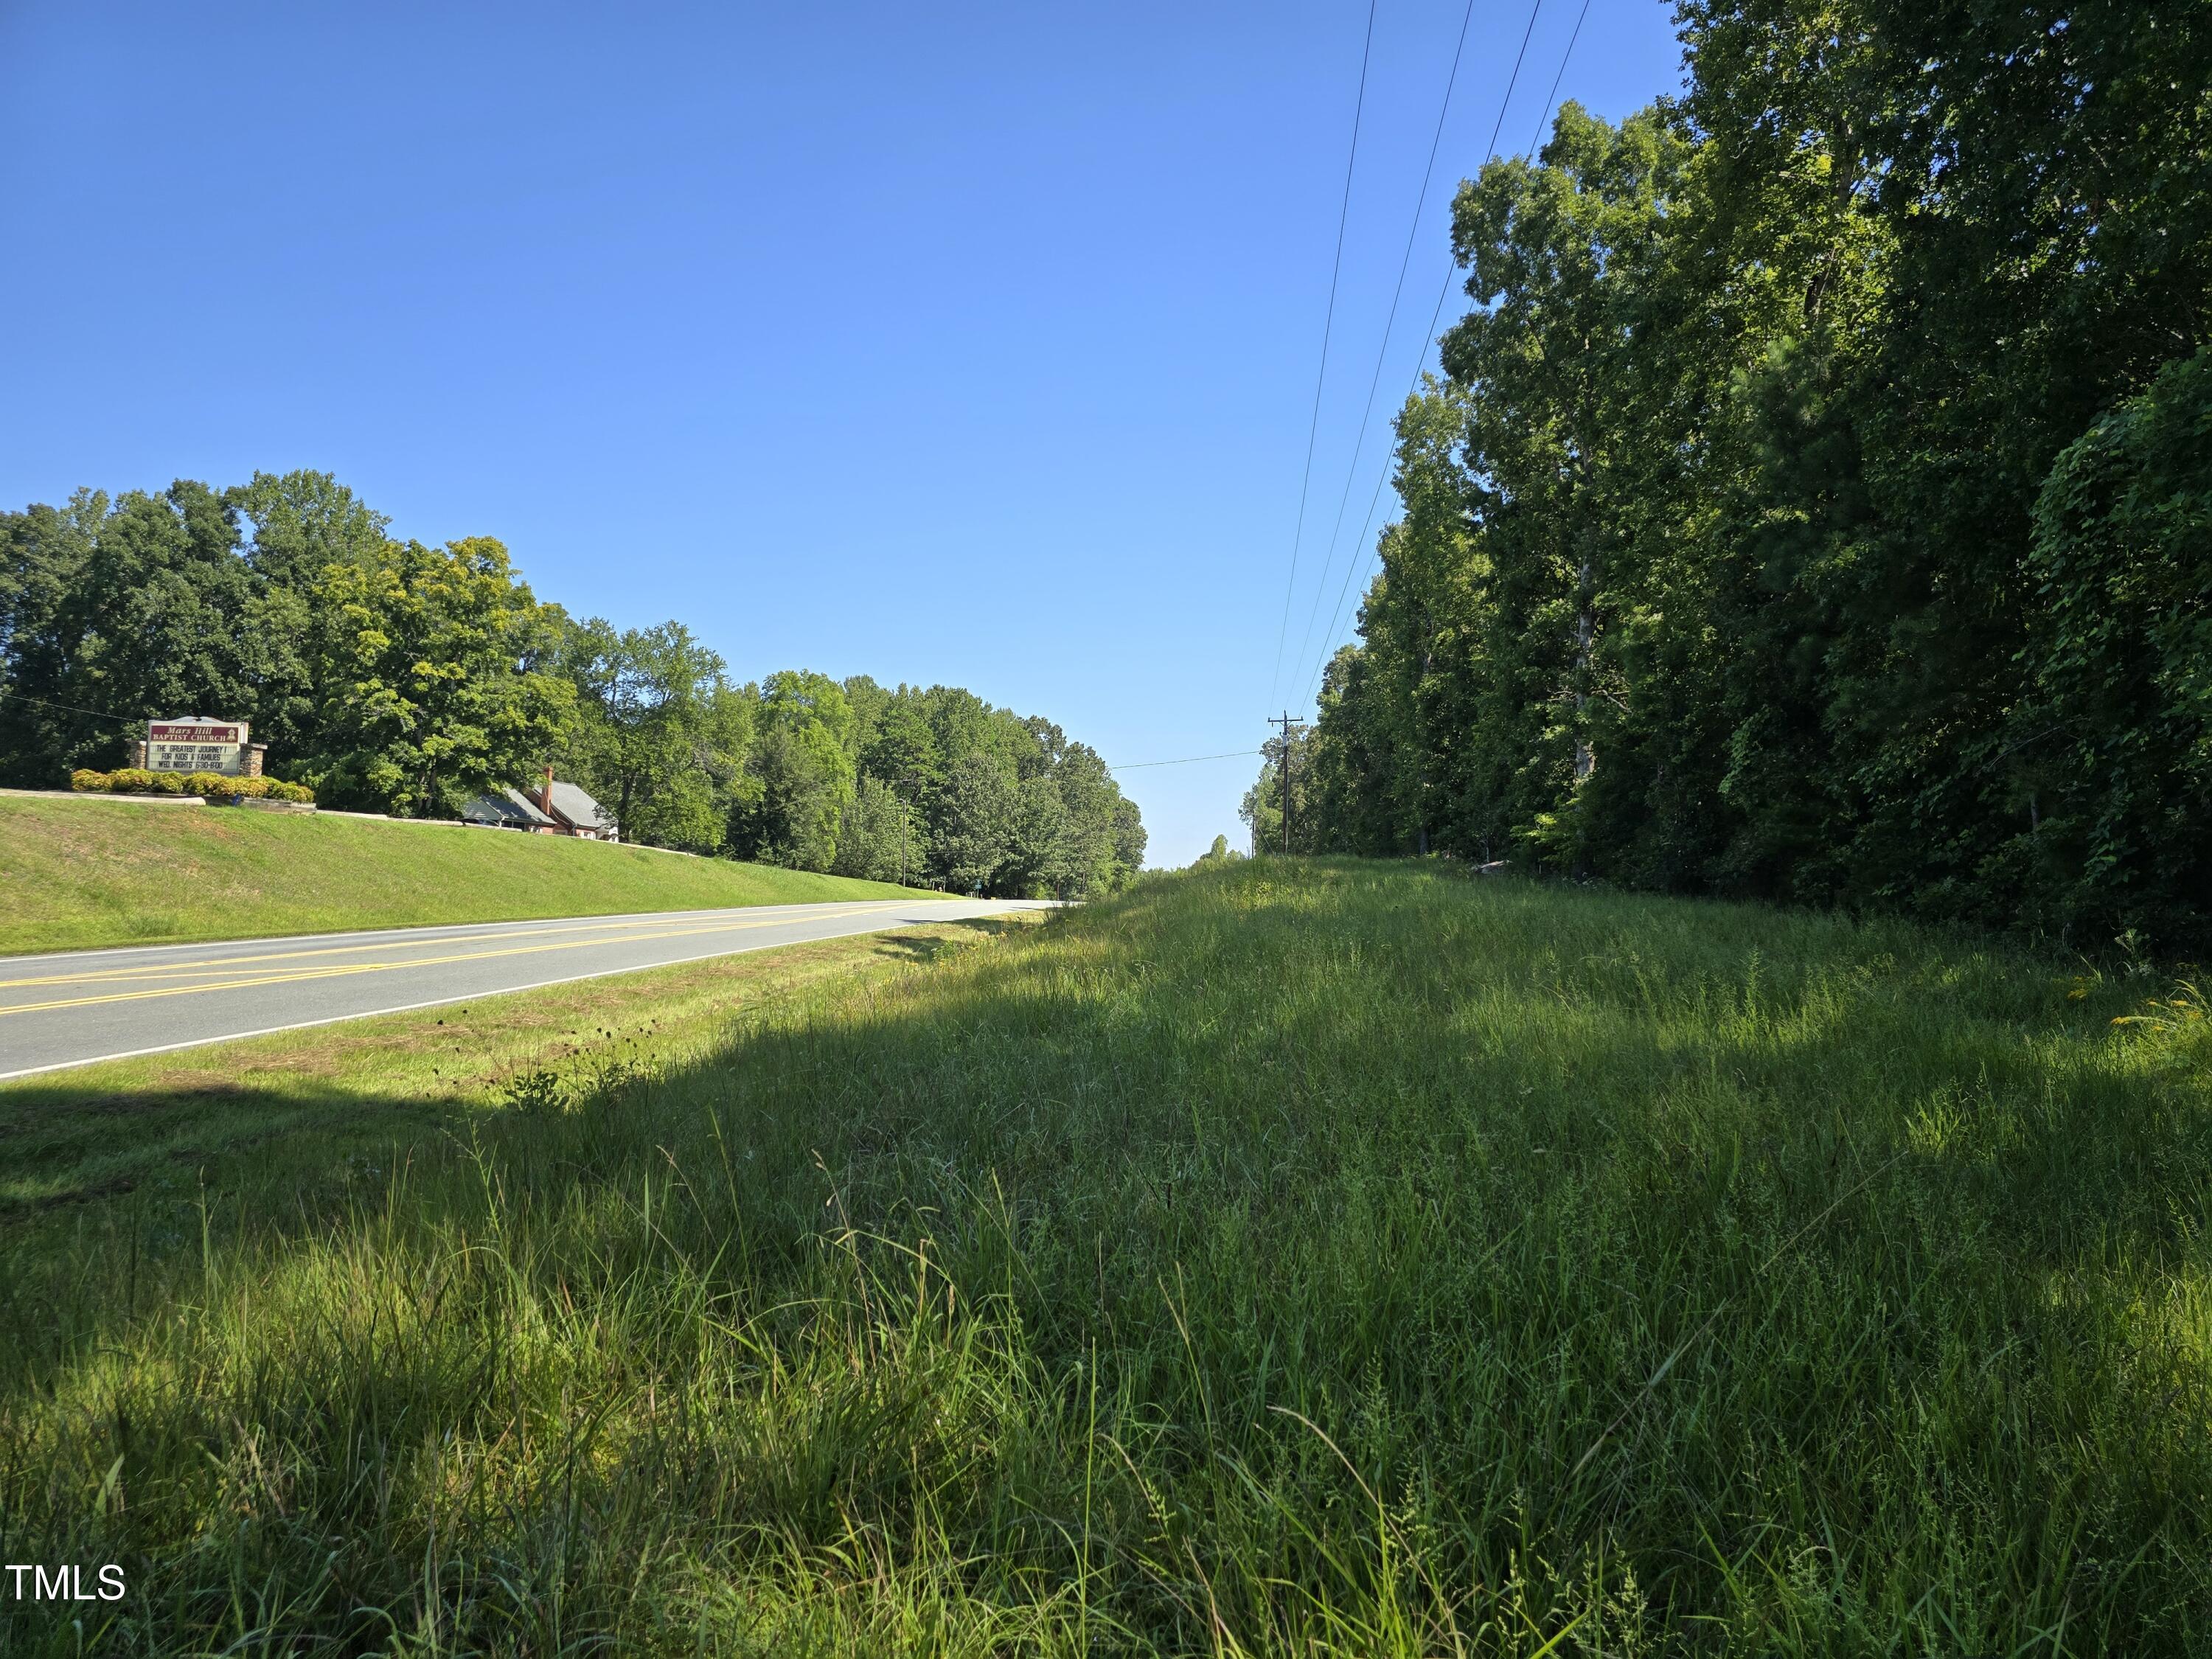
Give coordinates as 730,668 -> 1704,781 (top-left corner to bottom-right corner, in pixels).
0,897 -> 970,971
0,910 -> 1020,1084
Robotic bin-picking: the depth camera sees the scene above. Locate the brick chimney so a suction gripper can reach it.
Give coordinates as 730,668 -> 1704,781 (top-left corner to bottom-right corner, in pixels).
539,765 -> 556,818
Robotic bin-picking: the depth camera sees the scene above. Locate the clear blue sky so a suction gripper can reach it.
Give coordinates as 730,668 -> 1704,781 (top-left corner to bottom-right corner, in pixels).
0,1 -> 1684,866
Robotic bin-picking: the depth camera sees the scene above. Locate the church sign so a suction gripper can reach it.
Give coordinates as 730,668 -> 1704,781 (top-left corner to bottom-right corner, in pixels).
147,720 -> 249,776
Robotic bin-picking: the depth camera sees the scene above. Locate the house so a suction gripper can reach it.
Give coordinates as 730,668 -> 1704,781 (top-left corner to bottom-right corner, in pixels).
460,769 -> 618,841
538,773 -> 619,841
459,789 -> 557,833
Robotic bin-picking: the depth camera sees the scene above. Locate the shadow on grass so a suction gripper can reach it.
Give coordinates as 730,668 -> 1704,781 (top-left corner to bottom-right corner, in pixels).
867,913 -> 1034,963
4,862 -> 2212,1652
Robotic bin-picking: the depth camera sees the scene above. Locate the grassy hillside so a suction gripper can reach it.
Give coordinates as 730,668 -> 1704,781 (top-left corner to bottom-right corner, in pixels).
6,860 -> 2210,1653
0,796 -> 939,954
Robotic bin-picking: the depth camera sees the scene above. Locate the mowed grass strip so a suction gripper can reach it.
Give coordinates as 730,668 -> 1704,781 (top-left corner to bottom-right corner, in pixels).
4,860 -> 2210,1655
0,796 -> 940,956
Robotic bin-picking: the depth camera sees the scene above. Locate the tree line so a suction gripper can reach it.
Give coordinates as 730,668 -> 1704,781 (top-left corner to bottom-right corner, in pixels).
1263,0 -> 2211,945
0,473 -> 1144,896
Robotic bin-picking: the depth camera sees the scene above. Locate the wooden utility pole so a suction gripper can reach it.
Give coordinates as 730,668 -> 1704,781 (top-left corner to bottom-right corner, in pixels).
1270,711 -> 1304,855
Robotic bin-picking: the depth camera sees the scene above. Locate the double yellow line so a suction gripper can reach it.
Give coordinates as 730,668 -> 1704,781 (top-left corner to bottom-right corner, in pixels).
0,905 -> 911,1019
0,912 -> 771,990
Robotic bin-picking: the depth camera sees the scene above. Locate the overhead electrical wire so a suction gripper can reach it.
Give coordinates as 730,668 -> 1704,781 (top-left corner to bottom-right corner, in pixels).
1269,0 -> 1380,706
1303,0 -> 1592,704
1107,750 -> 1263,771
1297,0 -> 1549,701
0,686 -> 143,728
1520,0 -> 1592,161
1283,0 -> 1486,706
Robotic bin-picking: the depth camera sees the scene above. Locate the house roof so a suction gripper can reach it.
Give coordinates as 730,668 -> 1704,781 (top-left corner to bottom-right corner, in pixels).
545,779 -> 616,835
462,789 -> 555,829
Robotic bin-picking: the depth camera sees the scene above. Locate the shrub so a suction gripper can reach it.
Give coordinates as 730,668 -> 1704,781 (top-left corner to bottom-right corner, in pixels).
63,768 -> 313,805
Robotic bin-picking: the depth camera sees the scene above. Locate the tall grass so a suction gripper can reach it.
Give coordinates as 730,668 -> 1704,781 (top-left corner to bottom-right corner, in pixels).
5,860 -> 2210,1653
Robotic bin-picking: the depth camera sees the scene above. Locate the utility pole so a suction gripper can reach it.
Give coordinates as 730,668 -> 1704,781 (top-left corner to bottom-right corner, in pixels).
1269,711 -> 1304,856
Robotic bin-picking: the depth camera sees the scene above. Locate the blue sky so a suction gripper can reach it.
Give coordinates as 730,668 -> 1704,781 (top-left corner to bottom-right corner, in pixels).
0,1 -> 1684,866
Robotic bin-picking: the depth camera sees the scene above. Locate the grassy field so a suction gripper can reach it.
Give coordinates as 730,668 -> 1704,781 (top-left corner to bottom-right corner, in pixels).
4,860 -> 2210,1654
0,795 -> 938,955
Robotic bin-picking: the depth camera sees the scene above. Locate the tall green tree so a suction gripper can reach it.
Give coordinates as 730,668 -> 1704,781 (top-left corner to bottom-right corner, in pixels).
227,470 -> 391,763
1292,0 -> 2212,944
734,670 -> 857,871
832,773 -> 918,885
933,751 -> 1017,893
855,685 -> 945,813
1001,774 -> 1072,897
1049,742 -> 1133,896
2011,349 -> 2212,938
557,618 -> 748,852
231,470 -> 388,592
0,484 -> 265,782
1111,794 -> 1148,877
298,536 -> 573,816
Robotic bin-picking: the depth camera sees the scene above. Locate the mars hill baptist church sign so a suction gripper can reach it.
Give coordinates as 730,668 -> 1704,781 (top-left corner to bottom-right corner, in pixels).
134,719 -> 268,778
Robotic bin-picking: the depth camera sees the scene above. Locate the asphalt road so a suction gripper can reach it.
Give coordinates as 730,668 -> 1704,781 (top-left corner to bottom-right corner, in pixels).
0,899 -> 1046,1081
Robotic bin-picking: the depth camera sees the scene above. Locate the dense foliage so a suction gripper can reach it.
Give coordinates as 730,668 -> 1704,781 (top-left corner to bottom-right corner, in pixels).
1278,0 -> 2212,945
0,472 -> 1142,895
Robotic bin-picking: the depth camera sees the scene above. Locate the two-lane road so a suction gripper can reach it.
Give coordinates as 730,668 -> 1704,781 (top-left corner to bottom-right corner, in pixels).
0,899 -> 1046,1081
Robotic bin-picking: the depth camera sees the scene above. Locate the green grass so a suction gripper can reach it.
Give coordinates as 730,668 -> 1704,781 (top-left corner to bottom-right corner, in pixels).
4,859 -> 2211,1654
0,796 -> 939,955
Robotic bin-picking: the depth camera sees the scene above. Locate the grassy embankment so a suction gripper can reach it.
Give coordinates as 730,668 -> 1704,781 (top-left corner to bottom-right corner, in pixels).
6,859 -> 2211,1654
0,796 -> 937,956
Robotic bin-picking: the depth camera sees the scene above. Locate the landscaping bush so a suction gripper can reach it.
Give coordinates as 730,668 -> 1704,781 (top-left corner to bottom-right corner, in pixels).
105,768 -> 175,794
68,769 -> 315,806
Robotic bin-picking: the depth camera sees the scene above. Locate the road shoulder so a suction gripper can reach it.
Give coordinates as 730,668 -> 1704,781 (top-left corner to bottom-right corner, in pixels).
0,912 -> 1038,1241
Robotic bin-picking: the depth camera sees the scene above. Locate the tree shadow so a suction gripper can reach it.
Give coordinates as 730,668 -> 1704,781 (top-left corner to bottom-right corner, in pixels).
867,914 -> 1035,964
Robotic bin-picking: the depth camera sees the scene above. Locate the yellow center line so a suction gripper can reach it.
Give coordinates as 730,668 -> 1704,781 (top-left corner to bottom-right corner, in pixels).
0,905 -> 912,1018
0,905 -> 886,990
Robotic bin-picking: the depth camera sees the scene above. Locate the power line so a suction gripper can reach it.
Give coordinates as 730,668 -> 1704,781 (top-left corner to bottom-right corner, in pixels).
1107,749 -> 1263,771
0,686 -> 143,728
1285,0 -> 1485,700
1522,0 -> 1591,160
1298,0 -> 1548,702
1304,0 -> 1590,703
1269,0 -> 1380,706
